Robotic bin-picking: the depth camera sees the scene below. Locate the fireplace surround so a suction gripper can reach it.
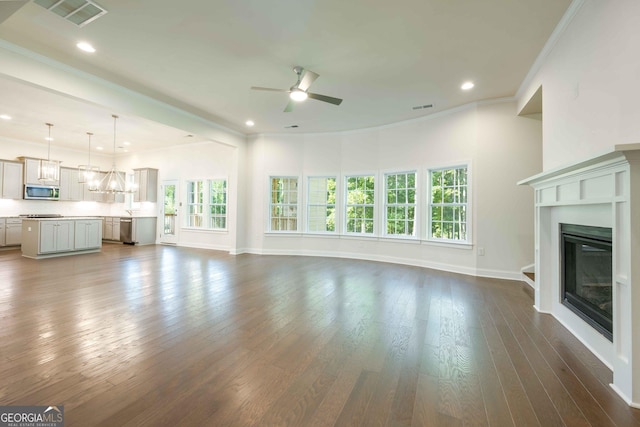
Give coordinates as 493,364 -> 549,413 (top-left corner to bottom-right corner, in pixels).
520,144 -> 640,407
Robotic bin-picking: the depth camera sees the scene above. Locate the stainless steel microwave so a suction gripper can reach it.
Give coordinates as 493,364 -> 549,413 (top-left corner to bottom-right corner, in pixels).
24,185 -> 60,200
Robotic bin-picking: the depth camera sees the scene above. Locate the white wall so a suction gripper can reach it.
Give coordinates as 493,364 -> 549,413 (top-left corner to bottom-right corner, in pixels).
518,0 -> 640,170
244,100 -> 541,279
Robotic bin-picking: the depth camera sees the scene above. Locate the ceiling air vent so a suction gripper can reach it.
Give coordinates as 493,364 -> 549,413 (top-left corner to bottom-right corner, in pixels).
285,125 -> 299,129
412,104 -> 433,110
33,0 -> 107,27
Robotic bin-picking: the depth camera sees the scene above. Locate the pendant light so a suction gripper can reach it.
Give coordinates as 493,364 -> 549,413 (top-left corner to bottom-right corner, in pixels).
78,131 -> 100,186
95,114 -> 132,193
38,123 -> 61,182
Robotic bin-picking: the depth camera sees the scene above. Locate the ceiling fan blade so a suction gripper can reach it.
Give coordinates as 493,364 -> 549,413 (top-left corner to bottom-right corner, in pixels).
251,86 -> 289,92
307,92 -> 343,106
298,69 -> 319,91
284,99 -> 296,112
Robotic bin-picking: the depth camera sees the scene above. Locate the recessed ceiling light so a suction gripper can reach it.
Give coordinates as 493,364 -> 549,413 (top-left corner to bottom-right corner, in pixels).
0,114 -> 11,120
45,137 -> 54,141
461,81 -> 475,90
123,141 -> 131,146
96,146 -> 104,150
245,120 -> 255,127
77,42 -> 96,53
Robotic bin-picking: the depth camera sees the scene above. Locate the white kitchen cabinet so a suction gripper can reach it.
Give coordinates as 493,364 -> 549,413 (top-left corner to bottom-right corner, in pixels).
22,157 -> 59,187
134,168 -> 158,202
39,220 -> 74,254
60,167 -> 84,201
1,161 -> 23,199
5,218 -> 22,246
0,219 -> 4,246
75,219 -> 102,250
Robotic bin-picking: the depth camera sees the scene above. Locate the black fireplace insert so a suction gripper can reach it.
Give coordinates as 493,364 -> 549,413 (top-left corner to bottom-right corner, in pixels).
561,224 -> 613,341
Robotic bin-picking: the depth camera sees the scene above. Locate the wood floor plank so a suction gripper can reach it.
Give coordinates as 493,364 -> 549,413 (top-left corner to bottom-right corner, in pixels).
1,245 -> 639,426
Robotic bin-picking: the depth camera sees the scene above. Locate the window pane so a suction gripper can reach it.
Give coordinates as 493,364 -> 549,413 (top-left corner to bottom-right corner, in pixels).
429,166 -> 468,242
307,177 -> 337,233
270,177 -> 298,231
384,172 -> 417,237
345,175 -> 375,235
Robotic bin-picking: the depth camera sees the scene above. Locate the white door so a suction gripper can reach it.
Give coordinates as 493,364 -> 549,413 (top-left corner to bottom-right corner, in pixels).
160,180 -> 179,244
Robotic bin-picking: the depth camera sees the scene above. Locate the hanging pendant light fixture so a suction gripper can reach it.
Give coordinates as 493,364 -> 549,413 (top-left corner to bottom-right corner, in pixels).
38,123 -> 61,182
78,131 -> 100,186
95,114 -> 133,194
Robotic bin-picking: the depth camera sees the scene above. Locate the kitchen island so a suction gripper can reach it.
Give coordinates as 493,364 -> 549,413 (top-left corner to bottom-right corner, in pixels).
21,217 -> 102,259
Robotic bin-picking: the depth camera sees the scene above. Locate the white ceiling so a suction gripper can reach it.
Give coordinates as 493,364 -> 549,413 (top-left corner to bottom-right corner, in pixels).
0,0 -> 572,153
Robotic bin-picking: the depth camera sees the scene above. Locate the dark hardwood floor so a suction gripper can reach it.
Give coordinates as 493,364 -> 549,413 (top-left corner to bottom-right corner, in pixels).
1,244 -> 639,426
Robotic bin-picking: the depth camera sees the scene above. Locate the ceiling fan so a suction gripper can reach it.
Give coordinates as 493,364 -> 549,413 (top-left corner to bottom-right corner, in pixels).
251,66 -> 343,112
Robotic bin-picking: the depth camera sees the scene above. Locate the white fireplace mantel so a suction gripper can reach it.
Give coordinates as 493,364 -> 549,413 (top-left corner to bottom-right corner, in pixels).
519,143 -> 640,407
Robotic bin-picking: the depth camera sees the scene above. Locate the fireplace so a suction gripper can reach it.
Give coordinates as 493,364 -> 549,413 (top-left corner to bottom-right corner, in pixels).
561,224 -> 613,341
520,146 -> 640,406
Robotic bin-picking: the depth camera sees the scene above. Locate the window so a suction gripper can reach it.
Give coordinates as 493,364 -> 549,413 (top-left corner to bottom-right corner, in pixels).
209,179 -> 227,229
270,177 -> 298,231
187,180 -> 204,228
385,171 -> 416,237
429,166 -> 468,242
307,176 -> 337,233
186,179 -> 228,229
345,175 -> 375,234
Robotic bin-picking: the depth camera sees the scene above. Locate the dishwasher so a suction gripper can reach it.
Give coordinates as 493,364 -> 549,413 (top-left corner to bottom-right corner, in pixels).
120,217 -> 134,244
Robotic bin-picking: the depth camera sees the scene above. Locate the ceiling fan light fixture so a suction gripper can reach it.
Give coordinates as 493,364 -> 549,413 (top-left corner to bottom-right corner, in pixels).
290,89 -> 308,102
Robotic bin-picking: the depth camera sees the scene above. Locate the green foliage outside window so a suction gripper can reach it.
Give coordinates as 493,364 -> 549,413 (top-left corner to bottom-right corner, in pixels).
430,167 -> 468,241
386,172 -> 416,236
346,175 -> 375,234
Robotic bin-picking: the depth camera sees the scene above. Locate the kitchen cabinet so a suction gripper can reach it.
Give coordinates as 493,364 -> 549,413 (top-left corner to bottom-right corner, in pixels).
39,220 -> 74,254
22,217 -> 102,259
1,161 -> 23,199
0,219 -> 4,246
4,218 -> 22,246
59,167 -> 84,201
134,168 -> 158,202
22,157 -> 59,186
102,217 -> 121,241
75,219 -> 102,250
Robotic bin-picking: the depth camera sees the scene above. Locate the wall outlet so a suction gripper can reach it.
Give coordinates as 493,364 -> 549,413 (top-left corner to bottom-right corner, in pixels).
478,247 -> 485,256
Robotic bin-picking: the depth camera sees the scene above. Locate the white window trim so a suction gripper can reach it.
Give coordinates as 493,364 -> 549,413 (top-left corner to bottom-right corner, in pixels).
382,169 -> 419,239
267,175 -> 301,233
426,163 -> 472,244
343,172 -> 377,236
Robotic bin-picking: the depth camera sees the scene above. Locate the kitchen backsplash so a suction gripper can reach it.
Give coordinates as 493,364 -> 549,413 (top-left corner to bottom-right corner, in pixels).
0,198 -> 157,217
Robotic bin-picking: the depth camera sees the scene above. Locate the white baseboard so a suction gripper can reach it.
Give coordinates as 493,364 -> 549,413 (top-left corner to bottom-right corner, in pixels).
234,247 -> 522,282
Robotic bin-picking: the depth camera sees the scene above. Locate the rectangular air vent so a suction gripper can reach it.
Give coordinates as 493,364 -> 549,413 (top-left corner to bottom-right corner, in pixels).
33,0 -> 107,27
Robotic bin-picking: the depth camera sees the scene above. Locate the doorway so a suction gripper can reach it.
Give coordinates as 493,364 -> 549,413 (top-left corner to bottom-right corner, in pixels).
160,180 -> 179,244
